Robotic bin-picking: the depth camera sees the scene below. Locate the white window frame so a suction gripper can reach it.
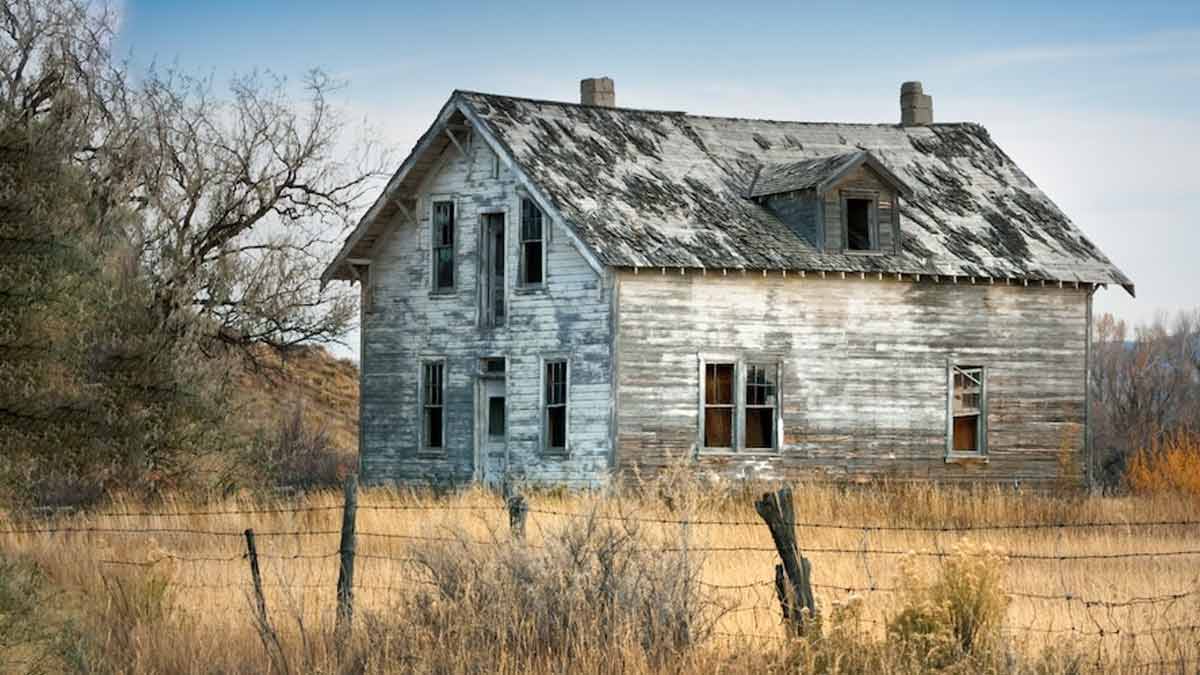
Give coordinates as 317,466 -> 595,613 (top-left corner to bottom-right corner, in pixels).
698,356 -> 783,454
517,197 -> 548,290
430,197 -> 457,295
946,362 -> 988,459
419,358 -> 448,455
541,356 -> 569,455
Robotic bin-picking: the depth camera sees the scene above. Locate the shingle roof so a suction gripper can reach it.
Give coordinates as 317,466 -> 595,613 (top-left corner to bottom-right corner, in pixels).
458,91 -> 1133,291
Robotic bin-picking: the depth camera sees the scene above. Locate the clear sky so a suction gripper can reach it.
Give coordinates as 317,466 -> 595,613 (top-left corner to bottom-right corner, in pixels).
116,1 -> 1200,357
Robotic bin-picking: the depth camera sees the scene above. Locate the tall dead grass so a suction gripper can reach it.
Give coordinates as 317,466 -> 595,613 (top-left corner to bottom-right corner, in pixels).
1,478 -> 1198,673
1125,430 -> 1200,498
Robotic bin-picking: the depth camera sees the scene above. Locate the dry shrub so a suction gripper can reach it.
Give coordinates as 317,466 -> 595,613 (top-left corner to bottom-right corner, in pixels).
886,543 -> 1008,669
360,506 -> 729,673
236,399 -> 349,492
1125,431 -> 1200,498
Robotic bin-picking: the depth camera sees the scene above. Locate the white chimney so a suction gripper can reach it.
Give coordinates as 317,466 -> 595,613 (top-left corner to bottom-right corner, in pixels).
580,77 -> 615,107
900,81 -> 932,126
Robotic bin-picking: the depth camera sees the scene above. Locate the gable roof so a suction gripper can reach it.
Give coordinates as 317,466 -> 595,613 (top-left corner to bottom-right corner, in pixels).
325,91 -> 1132,295
747,150 -> 912,199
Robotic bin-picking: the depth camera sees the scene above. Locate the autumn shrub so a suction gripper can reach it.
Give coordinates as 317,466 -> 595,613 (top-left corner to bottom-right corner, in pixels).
233,399 -> 349,492
360,506 -> 730,673
1124,431 -> 1200,498
886,543 -> 1009,669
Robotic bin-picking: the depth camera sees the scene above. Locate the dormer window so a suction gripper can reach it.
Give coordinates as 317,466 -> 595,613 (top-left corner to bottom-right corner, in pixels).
844,195 -> 878,252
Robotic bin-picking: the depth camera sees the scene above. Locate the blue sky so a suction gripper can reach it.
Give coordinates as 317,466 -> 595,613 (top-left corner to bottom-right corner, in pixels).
117,1 -> 1200,355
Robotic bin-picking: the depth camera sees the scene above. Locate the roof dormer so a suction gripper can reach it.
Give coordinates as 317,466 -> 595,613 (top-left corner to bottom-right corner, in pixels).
748,150 -> 912,254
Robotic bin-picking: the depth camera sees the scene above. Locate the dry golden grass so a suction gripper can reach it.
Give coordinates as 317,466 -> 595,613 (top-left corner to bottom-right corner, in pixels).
2,480 -> 1199,673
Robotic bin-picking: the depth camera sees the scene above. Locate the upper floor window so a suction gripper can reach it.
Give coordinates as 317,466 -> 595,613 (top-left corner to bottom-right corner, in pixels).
843,195 -> 878,252
432,201 -> 455,292
950,365 -> 986,455
520,198 -> 545,286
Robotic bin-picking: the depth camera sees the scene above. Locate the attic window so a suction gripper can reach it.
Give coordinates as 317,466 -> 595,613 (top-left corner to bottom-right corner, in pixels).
844,197 -> 877,251
520,198 -> 545,286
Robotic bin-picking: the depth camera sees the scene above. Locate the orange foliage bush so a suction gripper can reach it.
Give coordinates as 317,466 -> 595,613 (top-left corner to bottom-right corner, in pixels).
1125,431 -> 1200,497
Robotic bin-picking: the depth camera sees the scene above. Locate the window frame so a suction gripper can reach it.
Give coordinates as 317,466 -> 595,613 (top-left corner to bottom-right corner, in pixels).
478,207 -> 508,329
840,190 -> 881,254
946,362 -> 988,459
541,356 -> 569,455
430,198 -> 457,295
517,197 -> 548,290
419,358 -> 448,456
698,356 -> 783,454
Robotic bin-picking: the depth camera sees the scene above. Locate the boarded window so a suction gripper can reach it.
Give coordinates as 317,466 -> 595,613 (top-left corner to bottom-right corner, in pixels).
845,198 -> 874,251
544,359 -> 567,451
745,363 -> 778,449
432,201 -> 455,291
704,363 -> 735,448
488,396 -> 506,437
520,199 -> 544,286
951,365 -> 985,453
423,361 -> 445,450
482,213 -> 505,326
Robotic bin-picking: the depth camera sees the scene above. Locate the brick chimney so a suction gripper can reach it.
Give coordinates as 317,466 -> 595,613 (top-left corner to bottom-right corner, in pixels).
580,77 -> 615,107
900,81 -> 932,126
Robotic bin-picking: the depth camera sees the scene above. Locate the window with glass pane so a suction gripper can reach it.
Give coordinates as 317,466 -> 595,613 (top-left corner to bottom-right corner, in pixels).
544,360 -> 567,451
745,363 -> 777,449
423,361 -> 444,450
520,199 -> 544,286
704,363 -> 735,448
488,396 -> 505,437
432,201 -> 455,291
952,365 -> 984,453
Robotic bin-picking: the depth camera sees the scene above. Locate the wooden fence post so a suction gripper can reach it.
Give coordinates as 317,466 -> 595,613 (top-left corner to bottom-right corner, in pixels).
244,528 -> 288,674
335,473 -> 359,649
506,492 -> 528,540
755,486 -> 817,636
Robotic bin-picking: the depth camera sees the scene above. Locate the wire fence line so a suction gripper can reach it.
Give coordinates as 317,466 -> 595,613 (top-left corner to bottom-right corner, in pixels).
3,486 -> 1200,670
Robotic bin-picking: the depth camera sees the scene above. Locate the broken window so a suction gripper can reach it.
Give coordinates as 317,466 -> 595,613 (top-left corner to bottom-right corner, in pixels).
520,198 -> 544,286
482,213 -> 505,326
845,197 -> 875,251
422,361 -> 445,451
951,365 -> 985,454
704,363 -> 735,449
544,359 -> 568,452
744,363 -> 778,449
432,201 -> 455,292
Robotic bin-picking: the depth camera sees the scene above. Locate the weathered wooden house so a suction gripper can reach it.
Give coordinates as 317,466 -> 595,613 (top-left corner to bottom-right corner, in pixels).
323,79 -> 1133,488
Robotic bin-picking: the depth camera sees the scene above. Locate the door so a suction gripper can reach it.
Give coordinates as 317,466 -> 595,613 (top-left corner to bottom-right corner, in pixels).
477,371 -> 507,484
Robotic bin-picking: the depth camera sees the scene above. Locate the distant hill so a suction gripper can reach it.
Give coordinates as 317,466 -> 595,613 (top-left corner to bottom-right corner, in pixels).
237,345 -> 359,457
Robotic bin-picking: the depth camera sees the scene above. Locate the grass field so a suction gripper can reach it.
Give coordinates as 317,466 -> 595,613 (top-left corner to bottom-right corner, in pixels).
1,480 -> 1198,673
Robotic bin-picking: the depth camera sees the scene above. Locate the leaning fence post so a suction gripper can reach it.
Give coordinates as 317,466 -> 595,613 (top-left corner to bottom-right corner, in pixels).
335,473 -> 359,649
506,492 -> 528,540
244,528 -> 288,673
755,486 -> 817,636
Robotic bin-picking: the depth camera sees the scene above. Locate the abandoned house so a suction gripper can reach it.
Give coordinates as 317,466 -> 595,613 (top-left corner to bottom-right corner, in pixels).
323,79 -> 1133,488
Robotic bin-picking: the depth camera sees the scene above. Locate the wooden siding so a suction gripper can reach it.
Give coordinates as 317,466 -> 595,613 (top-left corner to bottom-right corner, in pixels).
614,270 -> 1088,486
360,133 -> 613,487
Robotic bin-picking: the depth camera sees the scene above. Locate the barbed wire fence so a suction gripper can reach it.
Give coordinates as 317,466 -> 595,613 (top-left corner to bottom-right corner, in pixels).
2,479 -> 1199,671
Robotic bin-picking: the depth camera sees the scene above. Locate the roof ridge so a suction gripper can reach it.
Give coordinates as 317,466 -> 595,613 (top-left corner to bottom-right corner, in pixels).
455,90 -> 983,128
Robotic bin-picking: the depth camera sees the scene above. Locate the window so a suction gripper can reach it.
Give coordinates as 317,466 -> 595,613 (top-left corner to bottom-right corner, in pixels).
488,396 -> 506,437
520,198 -> 544,286
744,363 -> 778,449
422,361 -> 445,451
432,201 -> 455,292
844,197 -> 876,251
482,213 -> 505,326
950,365 -> 986,454
704,363 -> 735,449
701,360 -> 782,452
544,359 -> 567,452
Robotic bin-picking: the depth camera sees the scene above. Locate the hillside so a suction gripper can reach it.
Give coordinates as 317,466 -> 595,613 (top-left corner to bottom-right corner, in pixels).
237,345 -> 360,457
